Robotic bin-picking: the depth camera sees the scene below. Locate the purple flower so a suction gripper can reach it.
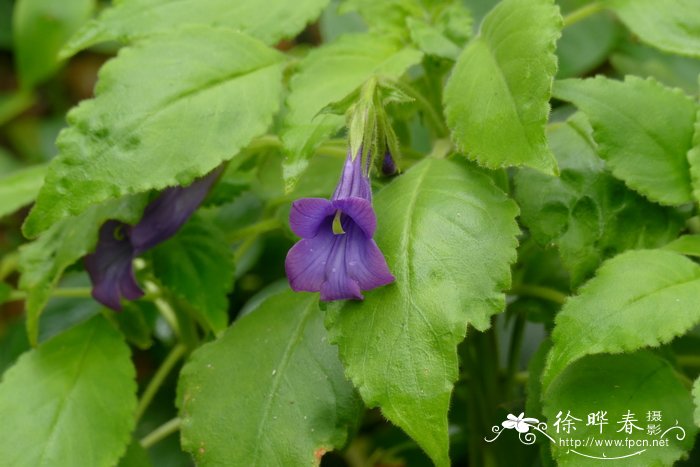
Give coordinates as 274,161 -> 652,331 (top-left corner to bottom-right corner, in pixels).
381,150 -> 398,176
285,150 -> 394,301
85,168 -> 221,310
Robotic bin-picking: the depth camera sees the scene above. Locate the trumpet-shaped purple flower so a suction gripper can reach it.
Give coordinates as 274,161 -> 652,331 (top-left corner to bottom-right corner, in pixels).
285,150 -> 394,301
85,168 -> 221,311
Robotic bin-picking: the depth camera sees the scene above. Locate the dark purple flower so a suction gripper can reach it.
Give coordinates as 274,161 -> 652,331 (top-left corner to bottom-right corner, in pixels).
285,150 -> 394,301
85,168 -> 221,311
84,221 -> 143,311
381,150 -> 398,176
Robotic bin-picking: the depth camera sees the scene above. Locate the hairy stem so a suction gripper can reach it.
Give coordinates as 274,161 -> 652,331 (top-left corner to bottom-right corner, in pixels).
562,2 -> 604,28
140,417 -> 182,449
135,344 -> 187,422
8,286 -> 93,302
509,284 -> 568,305
227,218 -> 282,243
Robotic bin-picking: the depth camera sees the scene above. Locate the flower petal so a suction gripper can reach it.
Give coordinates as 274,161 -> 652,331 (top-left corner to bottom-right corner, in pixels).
131,167 -> 221,253
332,149 -> 372,201
344,224 -> 394,291
84,221 -> 143,311
319,218 -> 363,301
333,197 -> 377,237
285,224 -> 335,292
289,198 -> 335,238
515,422 -> 531,433
502,421 -> 517,429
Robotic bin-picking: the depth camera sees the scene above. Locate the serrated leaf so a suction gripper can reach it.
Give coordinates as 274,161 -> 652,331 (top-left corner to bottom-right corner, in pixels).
543,249 -> 700,390
326,158 -> 519,466
663,235 -> 700,258
18,195 -> 147,346
151,216 -> 233,335
23,27 -> 284,237
443,0 -> 561,174
515,114 -> 683,285
607,0 -> 700,59
13,0 -> 94,88
553,76 -> 697,206
0,162 -> 48,218
62,0 -> 330,56
543,352 -> 696,466
0,316 -> 137,467
282,33 -> 422,189
178,289 -> 363,466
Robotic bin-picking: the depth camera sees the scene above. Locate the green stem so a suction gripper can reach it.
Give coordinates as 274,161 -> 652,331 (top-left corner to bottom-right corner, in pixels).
315,142 -> 348,158
504,311 -> 527,396
135,344 -> 187,422
396,80 -> 449,137
677,355 -> 700,368
8,286 -> 93,302
686,216 -> 700,235
509,284 -> 568,305
144,281 -> 181,337
248,135 -> 347,158
562,2 -> 604,28
227,218 -> 282,243
140,417 -> 182,449
0,252 -> 18,282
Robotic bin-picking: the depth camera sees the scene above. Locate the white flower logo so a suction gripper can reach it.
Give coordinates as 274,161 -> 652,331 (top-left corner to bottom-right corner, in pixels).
502,412 -> 540,433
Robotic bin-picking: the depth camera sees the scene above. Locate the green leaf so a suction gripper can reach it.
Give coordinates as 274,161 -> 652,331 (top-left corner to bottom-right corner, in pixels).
106,301 -> 157,350
663,234 -> 700,258
0,90 -> 35,126
0,162 -> 48,218
443,0 -> 561,174
178,289 -> 363,466
607,0 -> 700,59
0,282 -> 10,305
0,0 -> 12,49
18,195 -> 147,346
282,33 -> 422,189
339,0 -> 422,33
515,114 -> 683,285
23,28 -> 284,237
610,40 -> 700,96
13,0 -> 94,88
557,0 -> 620,78
0,317 -> 30,377
0,316 -> 137,467
117,440 -> 153,467
406,17 -> 461,60
553,76 -> 697,206
326,158 -> 519,466
62,0 -> 330,56
694,376 -> 700,428
543,249 -> 700,390
688,94 -> 700,204
151,216 -> 234,336
543,351 -> 696,466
